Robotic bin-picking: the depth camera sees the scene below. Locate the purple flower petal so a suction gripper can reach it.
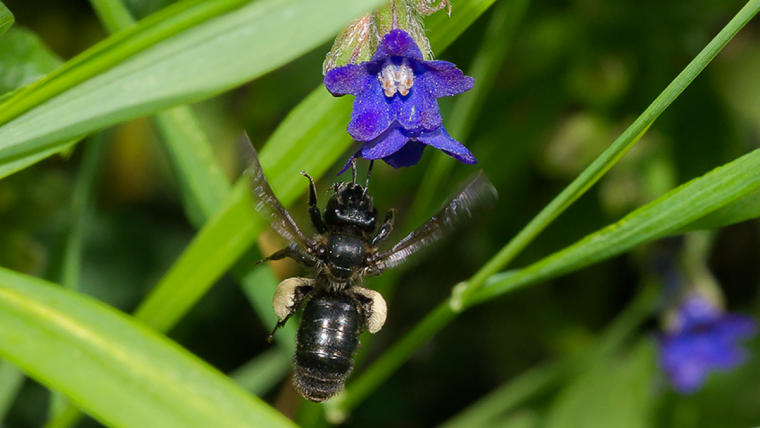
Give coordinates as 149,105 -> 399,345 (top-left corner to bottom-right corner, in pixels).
658,297 -> 758,395
417,127 -> 477,164
713,314 -> 758,340
324,64 -> 371,96
347,78 -> 393,141
371,29 -> 423,62
324,29 -> 476,168
361,126 -> 408,159
337,147 -> 361,176
383,140 -> 426,168
391,85 -> 441,133
419,61 -> 475,97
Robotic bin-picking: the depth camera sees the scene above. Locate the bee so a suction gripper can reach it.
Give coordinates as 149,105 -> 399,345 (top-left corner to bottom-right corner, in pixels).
243,136 -> 497,402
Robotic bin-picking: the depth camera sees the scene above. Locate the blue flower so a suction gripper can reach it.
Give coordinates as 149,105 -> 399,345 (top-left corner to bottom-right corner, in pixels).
658,295 -> 757,394
324,29 -> 476,172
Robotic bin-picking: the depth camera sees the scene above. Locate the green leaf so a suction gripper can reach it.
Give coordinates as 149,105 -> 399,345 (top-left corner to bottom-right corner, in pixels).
473,147 -> 760,304
543,341 -> 656,428
678,186 -> 760,232
230,347 -> 294,397
439,285 -> 657,428
0,28 -> 61,96
409,0 -> 529,227
457,0 -> 760,306
0,267 -> 296,428
153,106 -> 231,226
0,360 -> 24,421
425,0 -> 496,52
0,0 -> 383,175
0,1 -> 12,39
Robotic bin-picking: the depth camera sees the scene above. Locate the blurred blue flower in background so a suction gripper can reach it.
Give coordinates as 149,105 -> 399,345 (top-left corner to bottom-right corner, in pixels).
658,295 -> 757,394
324,29 -> 475,172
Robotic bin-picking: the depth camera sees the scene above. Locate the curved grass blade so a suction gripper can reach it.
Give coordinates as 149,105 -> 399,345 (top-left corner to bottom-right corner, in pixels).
231,347 -> 293,396
472,147 -> 760,303
154,106 -> 231,227
408,0 -> 529,230
458,0 -> 760,305
0,267 -> 296,428
678,186 -> 760,232
0,360 -> 23,422
0,0 -> 383,175
0,0 -> 277,125
90,0 -> 136,34
0,28 -> 61,96
439,285 -> 656,428
0,2 -> 12,38
544,341 -> 656,428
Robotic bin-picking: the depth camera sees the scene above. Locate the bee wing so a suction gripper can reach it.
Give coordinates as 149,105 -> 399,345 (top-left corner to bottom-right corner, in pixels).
375,171 -> 498,270
240,132 -> 314,248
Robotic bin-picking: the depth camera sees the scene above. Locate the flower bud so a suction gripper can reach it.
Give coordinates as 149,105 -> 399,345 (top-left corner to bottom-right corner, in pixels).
323,0 -> 450,74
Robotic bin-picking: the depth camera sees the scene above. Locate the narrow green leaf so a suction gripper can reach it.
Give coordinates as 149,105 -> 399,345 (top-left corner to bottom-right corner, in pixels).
154,106 -> 231,226
0,28 -> 61,96
425,0 -> 496,52
230,347 -> 293,396
543,341 -> 656,428
457,0 -> 760,306
0,2 -> 12,38
438,362 -> 563,428
409,0 -> 529,226
89,0 -> 137,34
678,186 -> 760,232
0,140 -> 78,180
474,148 -> 760,304
0,0 -> 383,174
0,267 -> 296,428
0,360 -> 24,421
61,135 -> 107,290
0,0 -> 258,124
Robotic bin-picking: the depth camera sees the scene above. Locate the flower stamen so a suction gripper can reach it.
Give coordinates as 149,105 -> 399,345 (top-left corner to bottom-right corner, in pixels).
378,59 -> 414,97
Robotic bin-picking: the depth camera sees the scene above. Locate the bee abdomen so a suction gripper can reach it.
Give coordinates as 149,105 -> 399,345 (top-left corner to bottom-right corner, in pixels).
294,292 -> 362,402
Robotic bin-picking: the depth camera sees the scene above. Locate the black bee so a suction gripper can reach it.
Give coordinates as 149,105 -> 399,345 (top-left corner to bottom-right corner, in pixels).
243,136 -> 497,402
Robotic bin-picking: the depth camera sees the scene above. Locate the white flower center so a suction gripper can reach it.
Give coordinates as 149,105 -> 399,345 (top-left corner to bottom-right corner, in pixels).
378,59 -> 414,97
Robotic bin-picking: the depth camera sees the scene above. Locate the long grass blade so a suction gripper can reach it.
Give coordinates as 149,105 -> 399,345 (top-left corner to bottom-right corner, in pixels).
0,267 -> 297,428
0,0 -> 384,175
0,1 -> 12,38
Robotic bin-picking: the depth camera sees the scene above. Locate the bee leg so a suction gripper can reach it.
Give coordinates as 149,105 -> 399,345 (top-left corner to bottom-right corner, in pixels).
269,277 -> 315,341
301,172 -> 327,234
352,287 -> 387,334
371,209 -> 396,246
256,243 -> 317,267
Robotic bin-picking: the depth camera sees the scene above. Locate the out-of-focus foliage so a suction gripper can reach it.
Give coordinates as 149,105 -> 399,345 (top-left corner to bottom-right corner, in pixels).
0,0 -> 759,427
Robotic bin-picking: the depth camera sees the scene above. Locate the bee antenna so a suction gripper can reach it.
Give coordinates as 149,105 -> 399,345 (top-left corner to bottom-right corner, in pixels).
351,158 -> 357,184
